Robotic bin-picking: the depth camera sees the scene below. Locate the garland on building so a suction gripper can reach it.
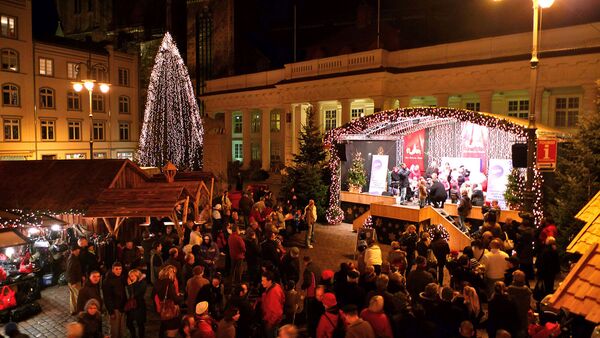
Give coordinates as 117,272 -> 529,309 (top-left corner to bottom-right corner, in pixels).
324,107 -> 543,224
137,32 -> 204,170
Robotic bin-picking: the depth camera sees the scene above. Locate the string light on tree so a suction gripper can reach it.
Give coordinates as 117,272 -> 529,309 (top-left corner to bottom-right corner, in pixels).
137,32 -> 204,170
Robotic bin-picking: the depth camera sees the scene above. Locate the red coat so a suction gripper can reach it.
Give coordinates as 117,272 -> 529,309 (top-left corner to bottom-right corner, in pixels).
360,309 -> 393,338
261,283 -> 285,327
195,316 -> 216,338
228,232 -> 246,260
317,310 -> 345,338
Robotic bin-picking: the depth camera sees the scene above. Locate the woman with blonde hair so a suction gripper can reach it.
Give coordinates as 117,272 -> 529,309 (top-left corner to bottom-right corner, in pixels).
153,265 -> 182,338
359,295 -> 393,338
463,285 -> 482,326
125,269 -> 147,338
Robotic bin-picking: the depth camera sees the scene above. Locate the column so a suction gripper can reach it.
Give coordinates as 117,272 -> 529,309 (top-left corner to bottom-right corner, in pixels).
477,90 -> 494,113
397,96 -> 410,108
293,104 -> 302,158
242,109 -> 252,169
435,93 -> 449,107
224,111 -> 233,162
341,99 -> 351,125
261,109 -> 271,171
533,87 -> 544,124
372,96 -> 394,112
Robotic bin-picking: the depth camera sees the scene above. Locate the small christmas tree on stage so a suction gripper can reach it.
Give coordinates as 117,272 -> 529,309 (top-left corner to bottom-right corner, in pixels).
137,32 -> 204,170
347,151 -> 367,192
504,168 -> 524,210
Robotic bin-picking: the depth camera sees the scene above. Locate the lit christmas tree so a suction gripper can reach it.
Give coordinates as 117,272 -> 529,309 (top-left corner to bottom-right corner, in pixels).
347,151 -> 367,192
137,32 -> 204,170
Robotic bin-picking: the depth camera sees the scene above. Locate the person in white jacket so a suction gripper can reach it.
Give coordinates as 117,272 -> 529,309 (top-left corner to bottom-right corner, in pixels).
364,241 -> 383,275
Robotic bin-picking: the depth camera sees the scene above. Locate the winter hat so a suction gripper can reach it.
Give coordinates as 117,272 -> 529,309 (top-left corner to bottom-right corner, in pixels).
419,283 -> 439,301
321,293 -> 337,308
196,301 -> 209,315
214,204 -> 222,210
321,269 -> 334,281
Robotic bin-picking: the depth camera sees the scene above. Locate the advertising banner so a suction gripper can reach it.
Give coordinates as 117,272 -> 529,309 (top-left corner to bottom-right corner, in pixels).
403,129 -> 425,178
368,155 -> 389,195
461,122 -> 490,172
487,158 -> 512,209
537,139 -> 557,171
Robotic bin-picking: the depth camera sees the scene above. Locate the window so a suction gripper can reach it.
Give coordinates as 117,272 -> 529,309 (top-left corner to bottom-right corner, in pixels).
232,141 -> 243,162
1,15 -> 17,38
92,65 -> 108,82
2,84 -> 19,106
117,152 -> 133,160
93,121 -> 105,141
119,122 -> 130,141
94,152 -> 106,159
271,142 -> 281,162
324,109 -> 337,131
270,111 -> 280,132
232,113 -> 242,134
118,68 -> 129,86
42,155 -> 57,160
66,153 -> 86,159
555,97 -> 579,128
118,96 -> 130,114
92,93 -> 104,112
3,118 -> 20,141
251,143 -> 260,161
74,0 -> 82,14
39,88 -> 55,109
68,121 -> 82,141
507,100 -> 529,118
67,91 -> 81,110
67,62 -> 79,79
1,49 -> 18,72
251,113 -> 261,133
465,102 -> 480,111
39,58 -> 53,76
40,120 -> 55,141
351,108 -> 364,120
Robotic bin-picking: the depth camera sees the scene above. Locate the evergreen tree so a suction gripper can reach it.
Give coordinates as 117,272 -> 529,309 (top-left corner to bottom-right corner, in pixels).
282,106 -> 329,219
504,168 -> 524,210
137,32 -> 204,170
546,82 -> 600,247
347,151 -> 367,190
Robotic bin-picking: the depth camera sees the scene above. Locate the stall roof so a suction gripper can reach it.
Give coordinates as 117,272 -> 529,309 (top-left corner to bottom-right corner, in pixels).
549,243 -> 600,323
84,186 -> 193,218
0,229 -> 29,249
568,190 -> 600,254
0,160 -> 149,212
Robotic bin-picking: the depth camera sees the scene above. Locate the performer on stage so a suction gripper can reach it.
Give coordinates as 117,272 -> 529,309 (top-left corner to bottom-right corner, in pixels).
398,163 -> 410,203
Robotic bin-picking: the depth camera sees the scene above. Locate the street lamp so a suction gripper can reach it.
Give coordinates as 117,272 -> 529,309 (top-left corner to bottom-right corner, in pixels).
72,63 -> 110,159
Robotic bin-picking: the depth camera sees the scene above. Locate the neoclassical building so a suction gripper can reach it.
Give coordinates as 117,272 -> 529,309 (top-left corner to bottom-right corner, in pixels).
0,0 -> 139,160
200,22 -> 600,177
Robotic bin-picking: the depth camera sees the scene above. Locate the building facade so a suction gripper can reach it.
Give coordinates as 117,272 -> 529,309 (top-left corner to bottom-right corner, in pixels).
1,0 -> 139,160
200,22 -> 600,177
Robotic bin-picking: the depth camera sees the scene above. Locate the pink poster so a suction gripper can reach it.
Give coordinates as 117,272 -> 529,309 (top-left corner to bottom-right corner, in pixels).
403,129 -> 425,178
461,122 -> 489,172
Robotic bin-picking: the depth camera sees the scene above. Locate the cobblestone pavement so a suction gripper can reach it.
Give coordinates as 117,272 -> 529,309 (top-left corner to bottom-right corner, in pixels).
0,222 -> 382,337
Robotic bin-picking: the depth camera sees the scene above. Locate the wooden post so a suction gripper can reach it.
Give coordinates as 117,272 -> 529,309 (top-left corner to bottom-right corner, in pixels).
182,196 -> 190,225
102,218 -> 114,234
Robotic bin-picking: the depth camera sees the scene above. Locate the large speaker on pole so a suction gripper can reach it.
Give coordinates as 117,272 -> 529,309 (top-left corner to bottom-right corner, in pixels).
512,143 -> 528,168
335,143 -> 347,161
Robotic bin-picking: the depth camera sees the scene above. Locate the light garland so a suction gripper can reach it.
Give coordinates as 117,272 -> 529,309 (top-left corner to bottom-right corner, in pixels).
137,32 -> 204,171
325,107 -> 542,224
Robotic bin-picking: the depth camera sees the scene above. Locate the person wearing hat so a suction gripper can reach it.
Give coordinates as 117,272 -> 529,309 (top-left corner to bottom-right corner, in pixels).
320,269 -> 335,293
360,295 -> 393,338
66,245 -> 83,315
457,188 -> 472,233
195,301 -> 216,337
316,293 -> 344,338
281,247 -> 301,285
78,298 -> 104,338
212,204 -> 223,237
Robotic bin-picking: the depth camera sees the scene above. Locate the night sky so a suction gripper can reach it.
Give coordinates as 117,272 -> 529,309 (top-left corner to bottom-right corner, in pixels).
31,0 -> 600,72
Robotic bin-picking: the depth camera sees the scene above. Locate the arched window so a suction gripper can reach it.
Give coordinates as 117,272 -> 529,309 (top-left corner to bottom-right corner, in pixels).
1,83 -> 19,106
39,87 -> 55,109
0,49 -> 18,72
118,95 -> 130,114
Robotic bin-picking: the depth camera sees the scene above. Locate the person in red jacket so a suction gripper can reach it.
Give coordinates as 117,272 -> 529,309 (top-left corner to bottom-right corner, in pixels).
228,225 -> 246,285
316,293 -> 345,338
194,301 -> 216,338
360,295 -> 393,338
261,271 -> 285,338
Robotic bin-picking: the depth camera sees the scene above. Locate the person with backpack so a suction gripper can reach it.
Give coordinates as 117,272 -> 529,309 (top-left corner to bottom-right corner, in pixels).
316,293 -> 345,338
360,295 -> 393,338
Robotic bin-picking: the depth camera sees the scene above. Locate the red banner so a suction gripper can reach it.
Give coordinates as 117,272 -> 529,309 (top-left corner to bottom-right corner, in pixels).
460,122 -> 489,172
403,129 -> 425,179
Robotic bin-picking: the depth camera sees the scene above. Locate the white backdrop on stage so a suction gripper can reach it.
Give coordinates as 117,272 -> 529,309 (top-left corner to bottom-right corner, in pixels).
369,155 -> 389,195
441,157 -> 482,177
487,159 -> 512,209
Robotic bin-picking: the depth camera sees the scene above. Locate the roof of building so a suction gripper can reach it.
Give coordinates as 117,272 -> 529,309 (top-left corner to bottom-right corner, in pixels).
575,190 -> 600,224
0,160 -> 146,212
549,243 -> 600,323
34,35 -> 109,55
568,190 -> 600,254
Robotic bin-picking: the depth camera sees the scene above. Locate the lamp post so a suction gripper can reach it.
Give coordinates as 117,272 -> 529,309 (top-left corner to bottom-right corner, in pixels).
72,61 -> 110,159
523,0 -> 554,214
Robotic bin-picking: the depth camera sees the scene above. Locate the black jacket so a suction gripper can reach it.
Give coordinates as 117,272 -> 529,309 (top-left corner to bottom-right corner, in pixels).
429,181 -> 447,202
78,312 -> 103,338
407,268 -> 435,302
66,253 -> 83,284
77,279 -> 103,313
260,239 -> 281,269
244,238 -> 261,266
125,278 -> 147,321
102,271 -> 126,314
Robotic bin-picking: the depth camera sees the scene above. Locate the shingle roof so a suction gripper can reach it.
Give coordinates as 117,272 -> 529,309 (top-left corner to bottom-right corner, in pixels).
549,243 -> 600,323
568,190 -> 600,254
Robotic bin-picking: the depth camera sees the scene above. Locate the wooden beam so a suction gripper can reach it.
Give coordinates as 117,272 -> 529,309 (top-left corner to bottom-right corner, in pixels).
102,217 -> 114,234
182,196 -> 190,224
